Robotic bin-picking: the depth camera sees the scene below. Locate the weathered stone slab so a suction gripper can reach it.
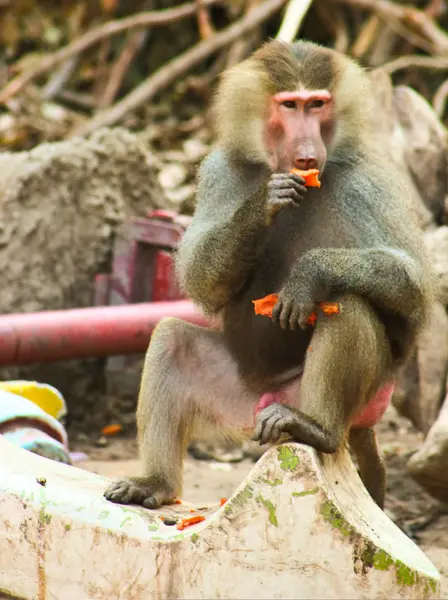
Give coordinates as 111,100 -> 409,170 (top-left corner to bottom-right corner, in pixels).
0,437 -> 440,599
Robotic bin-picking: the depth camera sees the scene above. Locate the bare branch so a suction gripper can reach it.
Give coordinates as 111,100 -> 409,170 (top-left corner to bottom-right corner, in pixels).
433,79 -> 448,118
375,54 -> 448,74
69,0 -> 287,139
330,0 -> 448,55
196,0 -> 216,39
351,15 -> 381,58
41,56 -> 80,100
276,0 -> 314,43
367,26 -> 398,67
0,0 -> 221,104
99,29 -> 149,108
226,0 -> 263,68
315,2 -> 350,54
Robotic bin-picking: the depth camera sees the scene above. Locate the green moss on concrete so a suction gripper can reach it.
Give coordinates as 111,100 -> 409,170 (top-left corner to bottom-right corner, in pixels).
359,542 -> 376,568
120,516 -> 132,528
372,548 -> 439,593
277,446 -> 299,471
395,561 -> 418,586
20,490 -> 34,503
425,578 -> 439,595
38,507 -> 52,525
38,492 -> 53,525
224,485 -> 254,514
292,487 -> 318,498
373,549 -> 394,571
373,551 -> 414,586
322,512 -> 435,592
257,495 -> 278,527
320,501 -> 353,538
139,511 -> 160,530
0,587 -> 27,600
115,504 -> 160,530
64,523 -> 72,531
258,477 -> 283,487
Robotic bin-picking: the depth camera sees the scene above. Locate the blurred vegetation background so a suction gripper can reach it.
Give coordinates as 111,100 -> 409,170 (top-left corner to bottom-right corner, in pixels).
0,0 -> 446,151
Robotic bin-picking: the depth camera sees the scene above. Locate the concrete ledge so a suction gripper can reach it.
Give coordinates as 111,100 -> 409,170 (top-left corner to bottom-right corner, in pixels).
0,437 -> 440,599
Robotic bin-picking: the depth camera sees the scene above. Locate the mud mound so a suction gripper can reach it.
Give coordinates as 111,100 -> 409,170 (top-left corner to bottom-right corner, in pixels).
0,127 -> 163,313
0,128 -> 164,427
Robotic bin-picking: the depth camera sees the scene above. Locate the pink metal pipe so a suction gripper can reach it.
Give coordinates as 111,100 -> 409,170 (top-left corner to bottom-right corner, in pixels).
0,301 -> 208,366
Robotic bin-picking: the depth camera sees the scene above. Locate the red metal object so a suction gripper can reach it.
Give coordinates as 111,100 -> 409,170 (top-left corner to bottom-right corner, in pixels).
0,301 -> 207,366
93,211 -> 194,375
0,212 -> 200,367
97,211 -> 192,307
152,250 -> 179,302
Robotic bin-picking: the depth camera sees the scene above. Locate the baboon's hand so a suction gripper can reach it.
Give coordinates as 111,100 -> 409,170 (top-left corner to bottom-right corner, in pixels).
104,475 -> 176,509
252,404 -> 298,445
266,172 -> 307,223
272,276 -> 319,330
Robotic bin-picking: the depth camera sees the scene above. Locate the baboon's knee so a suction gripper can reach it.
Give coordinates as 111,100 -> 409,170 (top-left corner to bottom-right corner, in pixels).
146,317 -> 193,367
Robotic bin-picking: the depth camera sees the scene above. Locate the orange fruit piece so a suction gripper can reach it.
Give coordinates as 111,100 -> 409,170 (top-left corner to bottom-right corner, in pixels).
291,168 -> 321,188
321,302 -> 340,316
253,294 -> 340,325
101,423 -> 122,436
252,293 -> 279,317
176,516 -> 205,531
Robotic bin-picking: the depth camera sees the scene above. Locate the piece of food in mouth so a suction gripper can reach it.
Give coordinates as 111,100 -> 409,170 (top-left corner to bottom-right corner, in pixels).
290,167 -> 321,188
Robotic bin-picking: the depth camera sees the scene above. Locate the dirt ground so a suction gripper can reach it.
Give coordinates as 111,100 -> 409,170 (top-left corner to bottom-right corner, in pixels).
71,404 -> 448,597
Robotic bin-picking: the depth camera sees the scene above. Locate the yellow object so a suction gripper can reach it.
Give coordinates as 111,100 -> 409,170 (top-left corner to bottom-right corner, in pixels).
0,381 -> 67,420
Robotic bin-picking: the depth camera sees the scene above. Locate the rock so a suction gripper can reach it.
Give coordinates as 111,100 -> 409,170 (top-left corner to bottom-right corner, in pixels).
0,113 -> 15,133
0,126 -> 163,314
408,392 -> 448,504
158,163 -> 188,190
393,85 -> 448,224
394,302 -> 448,434
182,138 -> 208,162
416,302 -> 448,435
393,356 -> 422,431
424,226 -> 448,305
0,127 -> 165,427
368,69 -> 445,230
160,150 -> 188,163
188,439 -> 245,463
165,183 -> 196,207
0,438 -> 440,599
95,436 -> 108,448
243,439 -> 270,462
41,102 -> 69,123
